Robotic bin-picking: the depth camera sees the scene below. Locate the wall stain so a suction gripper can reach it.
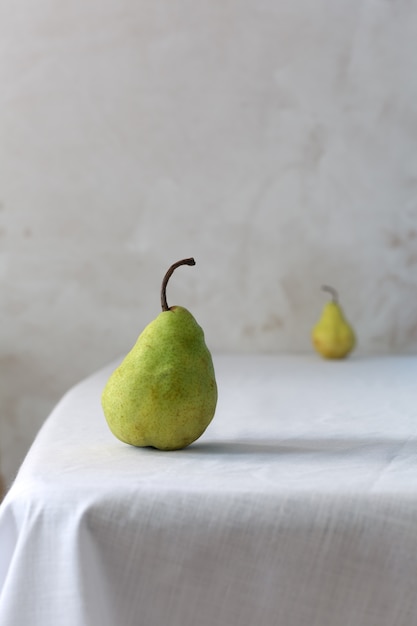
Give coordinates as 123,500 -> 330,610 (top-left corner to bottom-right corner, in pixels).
385,228 -> 417,249
242,324 -> 256,338
406,251 -> 417,266
261,313 -> 284,333
242,314 -> 284,338
303,125 -> 326,171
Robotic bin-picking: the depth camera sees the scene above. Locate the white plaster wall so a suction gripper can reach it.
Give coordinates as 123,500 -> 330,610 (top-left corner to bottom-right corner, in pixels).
1,0 -> 417,486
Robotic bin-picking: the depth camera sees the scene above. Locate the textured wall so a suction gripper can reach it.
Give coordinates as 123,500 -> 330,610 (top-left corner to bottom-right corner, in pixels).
1,0 -> 417,486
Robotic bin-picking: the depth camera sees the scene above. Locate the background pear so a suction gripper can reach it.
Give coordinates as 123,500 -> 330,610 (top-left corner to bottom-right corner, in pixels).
102,258 -> 217,450
312,285 -> 356,359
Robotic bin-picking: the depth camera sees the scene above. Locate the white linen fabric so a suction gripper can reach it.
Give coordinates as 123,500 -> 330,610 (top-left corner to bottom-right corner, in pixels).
1,354 -> 417,626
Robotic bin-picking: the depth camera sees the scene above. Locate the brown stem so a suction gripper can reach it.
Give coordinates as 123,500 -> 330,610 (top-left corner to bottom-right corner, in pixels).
322,285 -> 339,303
161,258 -> 196,311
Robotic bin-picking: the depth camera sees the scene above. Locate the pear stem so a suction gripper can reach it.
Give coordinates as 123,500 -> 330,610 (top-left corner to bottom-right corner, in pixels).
161,258 -> 196,311
322,285 -> 339,303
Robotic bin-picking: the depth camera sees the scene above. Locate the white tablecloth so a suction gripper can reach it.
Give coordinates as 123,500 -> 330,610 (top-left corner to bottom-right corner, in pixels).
1,354 -> 417,626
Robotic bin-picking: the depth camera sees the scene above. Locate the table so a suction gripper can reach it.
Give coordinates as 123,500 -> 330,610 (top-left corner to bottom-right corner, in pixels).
1,354 -> 417,626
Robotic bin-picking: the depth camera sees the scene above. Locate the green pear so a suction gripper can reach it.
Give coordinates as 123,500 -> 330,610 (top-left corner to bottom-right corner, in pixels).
312,285 -> 356,359
102,258 -> 217,450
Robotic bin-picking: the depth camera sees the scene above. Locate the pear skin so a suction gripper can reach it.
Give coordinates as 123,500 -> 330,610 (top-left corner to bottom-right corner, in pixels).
312,286 -> 355,359
102,259 -> 217,450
